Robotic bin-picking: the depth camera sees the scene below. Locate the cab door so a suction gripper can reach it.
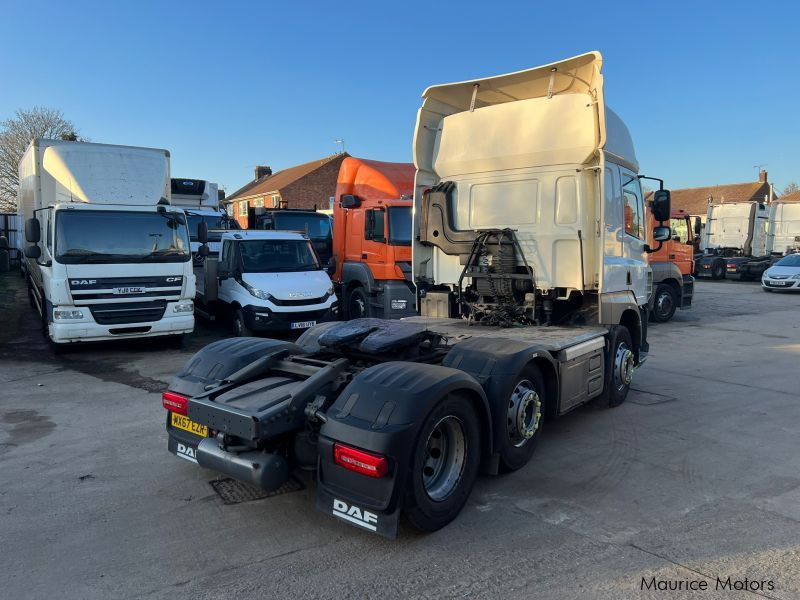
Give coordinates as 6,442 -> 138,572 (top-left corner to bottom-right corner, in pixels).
668,217 -> 694,276
620,168 -> 649,305
362,208 -> 388,268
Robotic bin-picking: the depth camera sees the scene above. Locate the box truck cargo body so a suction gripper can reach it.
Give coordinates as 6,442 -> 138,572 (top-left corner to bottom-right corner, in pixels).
18,139 -> 195,347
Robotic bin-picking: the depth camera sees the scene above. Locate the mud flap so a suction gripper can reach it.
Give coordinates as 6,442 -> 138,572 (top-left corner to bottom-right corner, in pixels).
316,486 -> 401,538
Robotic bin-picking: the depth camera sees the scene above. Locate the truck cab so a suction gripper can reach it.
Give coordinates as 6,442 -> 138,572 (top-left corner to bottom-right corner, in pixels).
195,230 -> 338,336
647,208 -> 694,322
169,178 -> 240,259
697,202 -> 769,279
331,157 -> 417,319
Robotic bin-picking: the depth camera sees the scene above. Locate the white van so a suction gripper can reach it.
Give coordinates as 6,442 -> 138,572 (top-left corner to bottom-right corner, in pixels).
195,230 -> 338,335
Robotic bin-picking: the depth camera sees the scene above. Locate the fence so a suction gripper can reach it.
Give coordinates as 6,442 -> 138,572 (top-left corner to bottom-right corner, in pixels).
0,213 -> 22,266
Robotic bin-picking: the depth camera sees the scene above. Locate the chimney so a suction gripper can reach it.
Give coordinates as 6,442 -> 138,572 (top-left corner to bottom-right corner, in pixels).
255,165 -> 272,180
759,169 -> 768,183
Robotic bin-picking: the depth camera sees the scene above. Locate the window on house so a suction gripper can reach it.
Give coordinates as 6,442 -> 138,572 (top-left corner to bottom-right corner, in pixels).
238,201 -> 248,217
272,194 -> 281,208
254,198 -> 264,208
622,174 -> 644,239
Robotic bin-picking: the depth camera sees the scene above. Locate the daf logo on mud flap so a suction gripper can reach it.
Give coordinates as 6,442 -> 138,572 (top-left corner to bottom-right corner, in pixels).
70,279 -> 96,286
166,277 -> 182,283
176,443 -> 197,463
332,499 -> 378,531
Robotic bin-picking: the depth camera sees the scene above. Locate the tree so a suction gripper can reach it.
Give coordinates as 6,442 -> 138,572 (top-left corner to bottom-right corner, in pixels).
0,107 -> 82,212
782,182 -> 799,197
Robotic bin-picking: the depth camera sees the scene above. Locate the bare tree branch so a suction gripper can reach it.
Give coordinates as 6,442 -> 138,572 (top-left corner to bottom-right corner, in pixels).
782,182 -> 799,197
0,107 -> 83,212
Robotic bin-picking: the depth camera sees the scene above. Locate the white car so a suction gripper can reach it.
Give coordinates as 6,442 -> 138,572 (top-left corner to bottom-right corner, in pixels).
762,254 -> 800,292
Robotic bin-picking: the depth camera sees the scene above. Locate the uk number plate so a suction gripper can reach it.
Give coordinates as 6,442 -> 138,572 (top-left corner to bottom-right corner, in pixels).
291,320 -> 316,330
114,287 -> 145,294
170,412 -> 208,437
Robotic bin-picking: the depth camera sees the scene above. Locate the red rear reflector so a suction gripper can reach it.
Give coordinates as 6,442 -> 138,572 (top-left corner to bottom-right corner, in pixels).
162,391 -> 188,415
334,443 -> 388,478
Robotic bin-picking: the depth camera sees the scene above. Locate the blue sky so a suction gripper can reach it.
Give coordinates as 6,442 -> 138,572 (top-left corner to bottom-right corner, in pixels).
1,0 -> 798,195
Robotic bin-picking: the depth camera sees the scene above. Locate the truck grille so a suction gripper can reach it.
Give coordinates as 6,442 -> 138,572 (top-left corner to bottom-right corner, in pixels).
89,300 -> 167,325
69,276 -> 183,301
270,293 -> 330,307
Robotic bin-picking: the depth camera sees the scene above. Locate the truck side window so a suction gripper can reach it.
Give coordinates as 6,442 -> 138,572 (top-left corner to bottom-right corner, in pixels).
622,175 -> 644,239
365,209 -> 386,243
222,240 -> 232,270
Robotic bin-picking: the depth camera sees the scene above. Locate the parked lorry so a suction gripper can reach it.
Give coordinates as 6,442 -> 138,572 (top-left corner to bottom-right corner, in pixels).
737,200 -> 800,281
19,139 -> 195,348
170,178 -> 239,258
331,157 -> 417,319
162,52 -> 671,537
648,208 -> 694,322
696,201 -> 768,279
192,230 -> 338,335
251,208 -> 333,266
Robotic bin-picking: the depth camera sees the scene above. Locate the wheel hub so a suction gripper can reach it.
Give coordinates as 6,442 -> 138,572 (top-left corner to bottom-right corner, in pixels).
614,344 -> 634,389
507,380 -> 542,448
422,416 -> 466,502
656,292 -> 673,314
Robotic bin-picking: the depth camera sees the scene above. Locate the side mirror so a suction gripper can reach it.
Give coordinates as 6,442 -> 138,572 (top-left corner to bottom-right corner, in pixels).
197,245 -> 209,257
694,217 -> 702,236
341,194 -> 361,209
651,189 -> 671,223
326,256 -> 336,275
25,218 -> 41,243
25,245 -> 41,259
198,222 -> 209,244
653,226 -> 671,242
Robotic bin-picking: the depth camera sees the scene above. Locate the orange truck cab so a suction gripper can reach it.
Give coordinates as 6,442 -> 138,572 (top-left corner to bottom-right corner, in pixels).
648,208 -> 695,322
332,157 -> 417,319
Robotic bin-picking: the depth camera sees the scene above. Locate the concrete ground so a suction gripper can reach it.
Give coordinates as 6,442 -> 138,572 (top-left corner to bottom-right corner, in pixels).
1,271 -> 799,600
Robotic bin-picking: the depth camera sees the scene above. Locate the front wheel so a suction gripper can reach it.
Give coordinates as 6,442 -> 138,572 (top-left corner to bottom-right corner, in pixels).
651,284 -> 677,323
346,287 -> 370,320
404,393 -> 481,532
232,308 -> 254,337
601,326 -> 634,408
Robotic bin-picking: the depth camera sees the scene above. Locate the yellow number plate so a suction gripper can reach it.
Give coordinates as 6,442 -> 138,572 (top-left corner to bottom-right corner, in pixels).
171,412 -> 208,437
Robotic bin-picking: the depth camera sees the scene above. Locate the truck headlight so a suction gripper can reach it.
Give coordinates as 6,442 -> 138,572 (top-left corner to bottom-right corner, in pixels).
241,280 -> 272,301
391,299 -> 408,310
53,308 -> 84,320
173,302 -> 194,313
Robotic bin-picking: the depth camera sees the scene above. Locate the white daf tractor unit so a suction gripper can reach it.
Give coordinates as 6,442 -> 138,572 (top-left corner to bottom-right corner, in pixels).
696,201 -> 769,279
767,200 -> 800,255
18,139 -> 196,349
160,52 -> 671,538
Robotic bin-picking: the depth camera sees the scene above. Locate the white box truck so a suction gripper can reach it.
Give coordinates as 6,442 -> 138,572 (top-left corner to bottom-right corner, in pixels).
18,139 -> 196,349
160,52 -> 671,537
169,178 -> 240,258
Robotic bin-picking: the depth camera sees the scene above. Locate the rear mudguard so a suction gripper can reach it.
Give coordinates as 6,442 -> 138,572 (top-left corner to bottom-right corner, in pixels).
316,361 -> 489,537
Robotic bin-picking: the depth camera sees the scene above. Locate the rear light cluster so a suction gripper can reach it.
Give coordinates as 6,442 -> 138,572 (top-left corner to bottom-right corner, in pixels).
162,391 -> 188,415
334,443 -> 388,478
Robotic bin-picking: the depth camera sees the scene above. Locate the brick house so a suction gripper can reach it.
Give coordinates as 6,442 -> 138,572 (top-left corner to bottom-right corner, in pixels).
668,170 -> 776,226
225,153 -> 348,228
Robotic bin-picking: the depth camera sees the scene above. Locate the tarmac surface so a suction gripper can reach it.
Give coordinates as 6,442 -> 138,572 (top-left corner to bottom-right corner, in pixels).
1,270 -> 799,599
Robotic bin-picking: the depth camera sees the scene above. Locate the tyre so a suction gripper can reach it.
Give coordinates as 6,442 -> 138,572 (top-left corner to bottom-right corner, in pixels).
166,334 -> 186,349
601,326 -> 634,408
346,287 -> 370,319
27,282 -> 36,309
763,287 -> 773,293
232,308 -> 254,337
404,393 -> 481,532
651,284 -> 677,323
711,261 -> 725,280
497,365 -> 545,472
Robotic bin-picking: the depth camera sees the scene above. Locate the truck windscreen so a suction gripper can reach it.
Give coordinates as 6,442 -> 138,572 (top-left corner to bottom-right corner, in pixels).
388,206 -> 412,246
273,214 -> 331,242
186,213 -> 240,242
55,210 -> 190,264
239,240 -> 320,272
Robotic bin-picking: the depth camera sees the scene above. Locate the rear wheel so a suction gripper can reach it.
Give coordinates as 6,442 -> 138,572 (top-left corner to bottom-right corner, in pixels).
497,365 -> 545,472
346,287 -> 370,319
404,393 -> 481,532
711,261 -> 725,280
232,308 -> 254,337
651,284 -> 677,322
